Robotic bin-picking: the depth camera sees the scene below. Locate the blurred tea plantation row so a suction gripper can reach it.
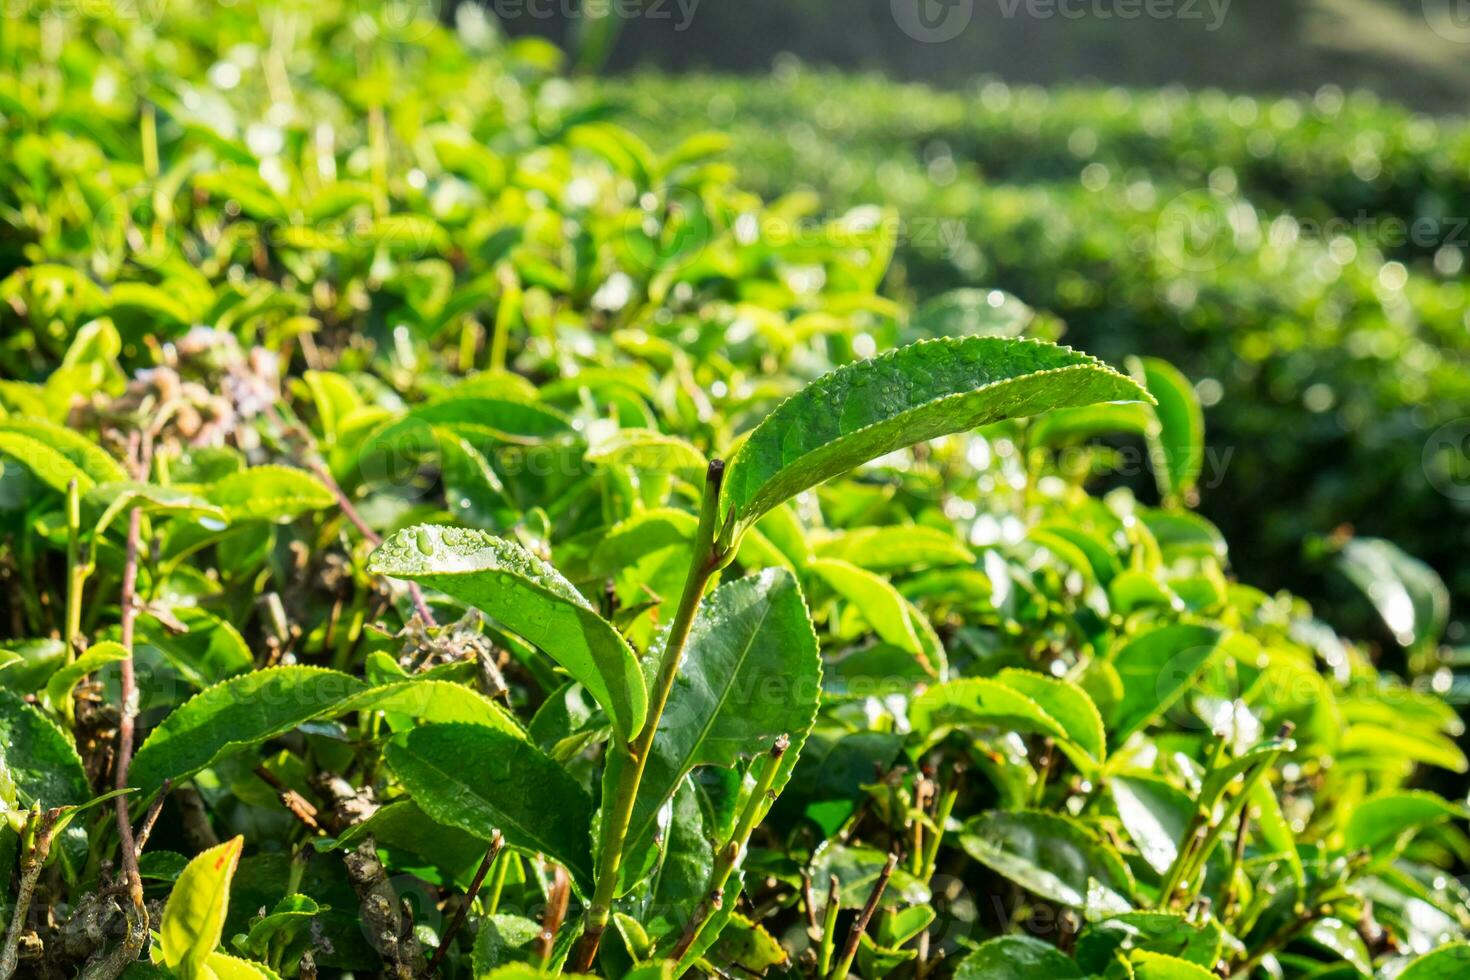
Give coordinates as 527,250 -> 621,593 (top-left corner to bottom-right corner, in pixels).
1,2 -> 1469,979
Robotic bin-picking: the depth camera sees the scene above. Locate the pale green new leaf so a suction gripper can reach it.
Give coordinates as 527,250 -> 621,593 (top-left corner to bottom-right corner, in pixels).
369,524 -> 647,740
159,836 -> 244,979
720,337 -> 1150,533
205,465 -> 335,523
45,640 -> 128,714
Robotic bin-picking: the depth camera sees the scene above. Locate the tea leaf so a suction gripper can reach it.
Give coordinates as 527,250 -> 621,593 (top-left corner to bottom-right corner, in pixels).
607,568 -> 820,894
370,524 -> 647,740
386,722 -> 596,894
720,337 -> 1150,533
129,667 -> 368,796
159,836 -> 245,979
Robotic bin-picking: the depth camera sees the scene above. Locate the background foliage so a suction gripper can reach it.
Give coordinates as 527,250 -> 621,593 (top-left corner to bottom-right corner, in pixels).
0,1 -> 1467,979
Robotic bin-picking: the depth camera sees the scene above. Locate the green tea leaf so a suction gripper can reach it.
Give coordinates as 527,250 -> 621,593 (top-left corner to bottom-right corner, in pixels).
1075,913 -> 1224,973
159,836 -> 244,979
954,935 -> 1081,979
608,568 -> 820,894
1398,944 -> 1470,979
1132,356 -> 1204,503
386,722 -> 596,893
994,668 -> 1107,764
1343,790 -> 1468,856
720,337 -> 1150,533
205,465 -> 335,524
0,688 -> 89,808
369,524 -> 647,740
909,678 -> 1071,748
959,810 -> 1133,914
45,640 -> 128,714
1110,775 -> 1194,876
129,667 -> 368,796
812,525 -> 974,571
1128,949 -> 1218,978
1109,624 -> 1223,743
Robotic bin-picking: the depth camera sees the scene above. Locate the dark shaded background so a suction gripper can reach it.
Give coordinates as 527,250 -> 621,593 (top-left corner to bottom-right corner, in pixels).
487,0 -> 1470,111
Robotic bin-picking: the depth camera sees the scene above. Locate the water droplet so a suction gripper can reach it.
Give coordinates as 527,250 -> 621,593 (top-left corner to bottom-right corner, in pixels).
415,528 -> 433,556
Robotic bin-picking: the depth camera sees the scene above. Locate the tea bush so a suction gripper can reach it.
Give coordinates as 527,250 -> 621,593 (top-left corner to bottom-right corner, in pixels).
1,4 -> 1468,979
603,69 -> 1470,621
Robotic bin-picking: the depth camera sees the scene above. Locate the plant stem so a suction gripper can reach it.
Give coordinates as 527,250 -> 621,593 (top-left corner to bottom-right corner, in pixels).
115,506 -> 146,910
0,806 -> 60,980
920,765 -> 962,881
671,734 -> 789,960
828,852 -> 897,980
64,478 -> 82,664
571,460 -> 727,972
818,875 -> 840,977
428,831 -> 504,975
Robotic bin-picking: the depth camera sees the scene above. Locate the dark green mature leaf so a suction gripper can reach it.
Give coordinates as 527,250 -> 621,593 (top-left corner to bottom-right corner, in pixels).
1338,537 -> 1449,652
809,844 -> 931,913
959,810 -> 1134,914
0,688 -> 89,807
1111,775 -> 1194,876
954,935 -> 1081,979
325,800 -> 490,887
129,667 -> 368,796
386,722 -> 595,894
370,524 -> 647,740
1075,913 -> 1224,973
1132,357 -> 1204,503
608,568 -> 820,893
719,337 -> 1150,533
1109,624 -> 1223,743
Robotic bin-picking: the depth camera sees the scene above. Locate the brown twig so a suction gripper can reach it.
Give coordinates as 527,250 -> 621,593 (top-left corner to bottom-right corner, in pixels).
538,866 -> 571,968
828,853 -> 897,980
133,778 -> 172,858
427,831 -> 505,975
114,507 -> 145,899
345,837 -> 425,979
0,807 -> 61,980
253,766 -> 321,832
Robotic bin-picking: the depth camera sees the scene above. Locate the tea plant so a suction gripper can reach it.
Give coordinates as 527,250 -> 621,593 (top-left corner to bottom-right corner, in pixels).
1,2 -> 1468,979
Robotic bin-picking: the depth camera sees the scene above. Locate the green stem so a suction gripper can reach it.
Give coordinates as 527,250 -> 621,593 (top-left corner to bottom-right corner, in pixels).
817,875 -> 840,977
671,734 -> 789,960
571,460 -> 728,972
919,766 -> 961,881
64,479 -> 82,663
